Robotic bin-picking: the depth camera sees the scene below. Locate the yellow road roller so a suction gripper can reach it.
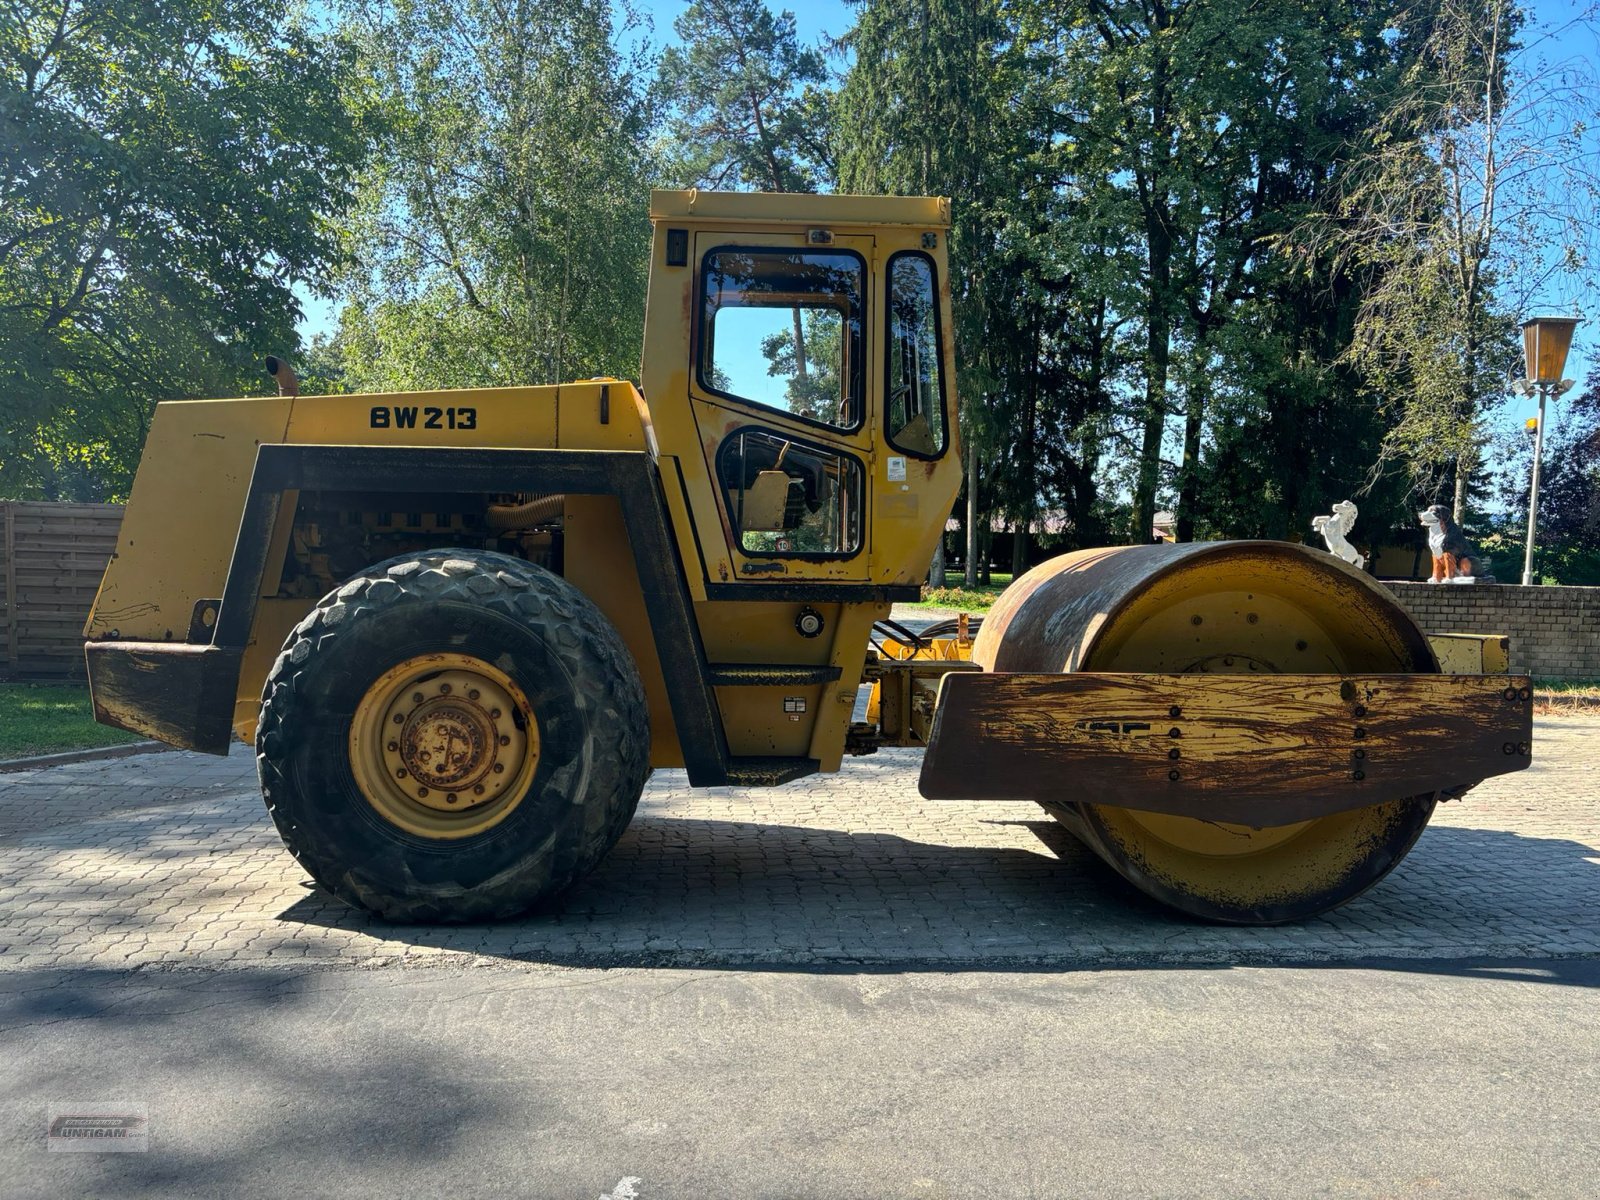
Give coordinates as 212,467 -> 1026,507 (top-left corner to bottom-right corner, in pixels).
83,189 -> 1532,925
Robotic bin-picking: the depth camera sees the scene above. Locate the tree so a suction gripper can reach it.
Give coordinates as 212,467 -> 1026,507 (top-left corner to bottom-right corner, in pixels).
657,1 -> 828,397
1490,371 -> 1600,583
656,0 -> 827,193
836,0 -> 1033,584
333,0 -> 653,392
1310,0 -> 1600,520
0,0 -> 367,500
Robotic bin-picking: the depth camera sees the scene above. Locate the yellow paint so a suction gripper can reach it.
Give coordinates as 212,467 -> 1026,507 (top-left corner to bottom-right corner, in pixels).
348,652 -> 540,839
90,189 -> 963,776
1428,633 -> 1511,675
87,396 -> 293,642
562,494 -> 685,768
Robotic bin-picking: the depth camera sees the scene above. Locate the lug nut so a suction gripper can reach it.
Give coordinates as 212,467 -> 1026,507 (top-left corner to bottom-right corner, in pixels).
493,763 -> 505,774
469,689 -> 481,701
446,793 -> 458,804
412,692 -> 424,703
474,785 -> 485,795
396,768 -> 407,778
1246,612 -> 1259,624
393,714 -> 404,724
417,787 -> 429,797
499,735 -> 510,746
440,683 -> 452,694
387,741 -> 399,752
490,708 -> 502,719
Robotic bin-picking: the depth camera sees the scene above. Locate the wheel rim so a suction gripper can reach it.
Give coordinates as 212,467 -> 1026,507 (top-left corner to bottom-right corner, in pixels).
348,653 -> 540,839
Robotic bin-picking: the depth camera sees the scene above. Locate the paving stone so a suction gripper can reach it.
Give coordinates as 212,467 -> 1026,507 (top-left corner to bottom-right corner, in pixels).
0,716 -> 1596,970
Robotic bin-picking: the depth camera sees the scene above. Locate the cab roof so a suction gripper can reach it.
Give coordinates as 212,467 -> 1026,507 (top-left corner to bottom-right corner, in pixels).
649,189 -> 951,229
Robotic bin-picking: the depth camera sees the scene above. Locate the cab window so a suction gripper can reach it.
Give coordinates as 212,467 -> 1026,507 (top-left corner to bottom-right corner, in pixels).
716,429 -> 863,557
886,251 -> 948,458
699,248 -> 865,432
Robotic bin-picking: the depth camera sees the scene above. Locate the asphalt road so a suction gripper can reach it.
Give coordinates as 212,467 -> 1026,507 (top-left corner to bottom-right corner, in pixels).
5,958 -> 1598,1199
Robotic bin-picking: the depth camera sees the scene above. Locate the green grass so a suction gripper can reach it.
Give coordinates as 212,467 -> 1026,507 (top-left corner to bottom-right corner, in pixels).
903,573 -> 1014,612
0,682 -> 144,760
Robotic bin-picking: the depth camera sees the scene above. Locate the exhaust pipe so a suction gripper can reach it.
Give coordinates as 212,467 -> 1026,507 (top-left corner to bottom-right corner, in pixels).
264,356 -> 300,397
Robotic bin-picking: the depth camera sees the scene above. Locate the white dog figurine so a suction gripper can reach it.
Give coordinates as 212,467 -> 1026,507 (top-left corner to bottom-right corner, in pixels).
1312,500 -> 1365,570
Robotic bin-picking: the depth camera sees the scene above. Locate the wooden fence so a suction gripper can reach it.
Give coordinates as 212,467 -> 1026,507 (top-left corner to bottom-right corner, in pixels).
0,502 -> 124,680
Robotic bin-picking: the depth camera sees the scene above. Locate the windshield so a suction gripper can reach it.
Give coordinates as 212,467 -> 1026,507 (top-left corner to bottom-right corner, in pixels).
699,248 -> 865,432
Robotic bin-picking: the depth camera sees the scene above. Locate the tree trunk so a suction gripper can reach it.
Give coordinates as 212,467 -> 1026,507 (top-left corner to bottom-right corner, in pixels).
930,538 -> 947,588
1134,226 -> 1172,546
964,436 -> 979,588
1175,361 -> 1207,542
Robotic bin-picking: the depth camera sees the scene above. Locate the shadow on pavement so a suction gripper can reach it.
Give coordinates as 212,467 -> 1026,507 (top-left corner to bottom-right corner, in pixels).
271,815 -> 1600,983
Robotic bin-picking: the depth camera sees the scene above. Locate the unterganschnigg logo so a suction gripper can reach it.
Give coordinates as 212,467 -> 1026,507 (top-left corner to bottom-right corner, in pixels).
46,1103 -> 149,1153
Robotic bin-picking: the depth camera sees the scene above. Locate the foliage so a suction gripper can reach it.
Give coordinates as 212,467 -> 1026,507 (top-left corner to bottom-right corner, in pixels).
332,0 -> 653,391
1301,0 -> 1600,517
835,0 -> 1040,581
10,0 -> 1600,585
1488,369 -> 1600,583
0,0 -> 367,500
656,0 -> 828,192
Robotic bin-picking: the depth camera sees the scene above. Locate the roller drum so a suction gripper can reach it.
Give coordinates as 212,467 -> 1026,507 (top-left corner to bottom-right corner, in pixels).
977,541 -> 1440,924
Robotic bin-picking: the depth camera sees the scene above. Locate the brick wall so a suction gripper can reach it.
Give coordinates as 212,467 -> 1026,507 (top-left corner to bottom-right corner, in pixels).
1384,581 -> 1600,682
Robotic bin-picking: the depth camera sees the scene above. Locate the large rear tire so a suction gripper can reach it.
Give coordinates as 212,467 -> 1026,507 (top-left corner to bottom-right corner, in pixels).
256,550 -> 649,922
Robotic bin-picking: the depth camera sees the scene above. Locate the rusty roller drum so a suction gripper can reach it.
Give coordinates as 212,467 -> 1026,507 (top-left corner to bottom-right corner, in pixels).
973,541 -> 1439,924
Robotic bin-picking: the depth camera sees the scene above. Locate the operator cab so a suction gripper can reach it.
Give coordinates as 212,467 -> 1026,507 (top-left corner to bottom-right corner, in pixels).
641,190 -> 962,595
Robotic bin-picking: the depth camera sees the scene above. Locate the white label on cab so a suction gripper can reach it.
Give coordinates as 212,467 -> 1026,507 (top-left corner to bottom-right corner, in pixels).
887,456 -> 907,482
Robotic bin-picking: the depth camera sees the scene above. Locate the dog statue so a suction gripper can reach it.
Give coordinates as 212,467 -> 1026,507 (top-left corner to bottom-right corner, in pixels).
1311,500 -> 1365,570
1418,504 -> 1495,583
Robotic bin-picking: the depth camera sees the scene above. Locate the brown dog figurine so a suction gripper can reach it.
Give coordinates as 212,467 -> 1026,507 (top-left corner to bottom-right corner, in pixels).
1418,504 -> 1495,583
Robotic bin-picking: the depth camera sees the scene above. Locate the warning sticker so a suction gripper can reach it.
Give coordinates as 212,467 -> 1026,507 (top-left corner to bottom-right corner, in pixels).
887,456 -> 907,482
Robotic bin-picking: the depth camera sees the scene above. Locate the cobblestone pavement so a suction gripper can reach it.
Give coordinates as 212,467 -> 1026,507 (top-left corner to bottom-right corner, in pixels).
1,714 -> 1596,972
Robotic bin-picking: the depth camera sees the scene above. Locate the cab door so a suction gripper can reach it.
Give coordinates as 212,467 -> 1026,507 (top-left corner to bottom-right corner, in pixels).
688,231 -> 876,585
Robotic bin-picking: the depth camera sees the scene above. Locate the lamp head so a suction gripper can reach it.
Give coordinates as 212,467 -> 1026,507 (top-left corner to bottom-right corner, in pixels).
1520,316 -> 1579,385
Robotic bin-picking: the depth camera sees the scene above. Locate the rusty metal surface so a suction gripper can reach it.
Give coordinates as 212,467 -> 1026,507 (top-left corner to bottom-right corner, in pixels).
919,671 -> 1532,823
971,541 -> 1435,676
84,642 -> 242,755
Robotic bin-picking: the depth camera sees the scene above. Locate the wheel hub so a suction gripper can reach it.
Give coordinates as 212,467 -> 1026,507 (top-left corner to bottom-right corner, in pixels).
350,656 -> 540,837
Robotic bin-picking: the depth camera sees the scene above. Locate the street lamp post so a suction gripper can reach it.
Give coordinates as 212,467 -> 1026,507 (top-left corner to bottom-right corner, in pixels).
1513,317 -> 1579,586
